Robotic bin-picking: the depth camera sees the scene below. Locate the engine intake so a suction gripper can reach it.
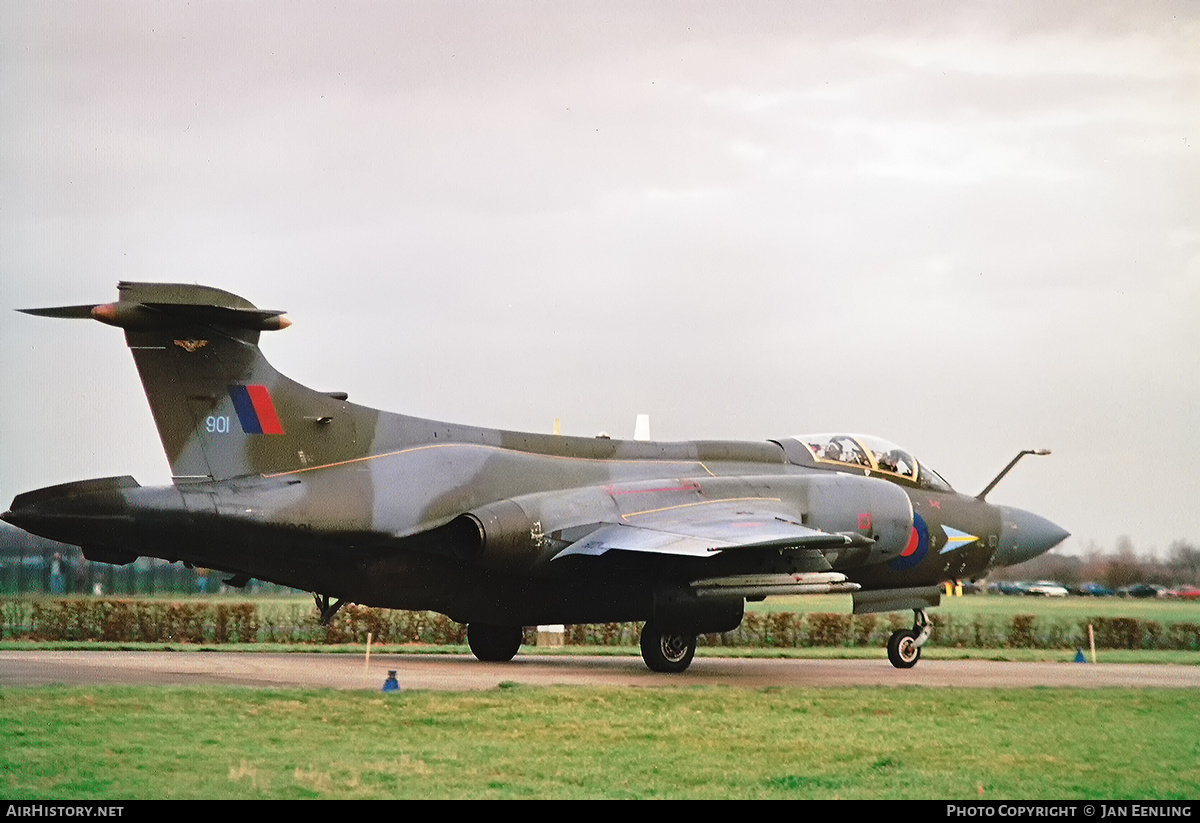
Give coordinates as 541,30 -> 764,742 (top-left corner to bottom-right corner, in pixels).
795,473 -> 914,564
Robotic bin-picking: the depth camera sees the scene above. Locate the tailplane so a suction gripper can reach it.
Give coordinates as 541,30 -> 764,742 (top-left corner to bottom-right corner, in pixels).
22,282 -> 369,482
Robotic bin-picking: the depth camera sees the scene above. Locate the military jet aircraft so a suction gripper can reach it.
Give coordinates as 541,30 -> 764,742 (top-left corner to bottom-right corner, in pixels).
3,283 -> 1069,671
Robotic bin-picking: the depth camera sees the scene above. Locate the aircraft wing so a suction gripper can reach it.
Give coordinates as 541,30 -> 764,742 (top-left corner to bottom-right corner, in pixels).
549,496 -> 868,598
553,500 -> 854,560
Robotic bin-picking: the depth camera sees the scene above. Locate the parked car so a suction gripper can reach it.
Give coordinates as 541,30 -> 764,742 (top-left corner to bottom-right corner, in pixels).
995,580 -> 1031,595
1075,582 -> 1115,597
1026,580 -> 1069,597
1117,583 -> 1166,598
1166,585 -> 1200,600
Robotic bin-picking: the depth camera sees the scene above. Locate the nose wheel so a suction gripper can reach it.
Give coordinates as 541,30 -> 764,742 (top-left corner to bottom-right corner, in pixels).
887,609 -> 930,669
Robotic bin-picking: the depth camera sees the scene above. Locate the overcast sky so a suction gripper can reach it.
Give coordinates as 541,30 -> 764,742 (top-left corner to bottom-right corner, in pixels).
2,2 -> 1197,557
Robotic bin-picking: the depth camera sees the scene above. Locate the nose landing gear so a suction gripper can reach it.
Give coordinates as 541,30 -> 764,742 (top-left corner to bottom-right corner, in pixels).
887,609 -> 930,669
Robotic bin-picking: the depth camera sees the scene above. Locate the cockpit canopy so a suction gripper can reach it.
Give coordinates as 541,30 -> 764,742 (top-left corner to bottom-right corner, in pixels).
789,434 -> 954,492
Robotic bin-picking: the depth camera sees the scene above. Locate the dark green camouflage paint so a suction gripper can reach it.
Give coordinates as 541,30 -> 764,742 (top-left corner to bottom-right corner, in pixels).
5,283 -> 1068,633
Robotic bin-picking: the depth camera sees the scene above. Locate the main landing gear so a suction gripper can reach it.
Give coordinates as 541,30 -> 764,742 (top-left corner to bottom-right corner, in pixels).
462,621 -> 699,672
466,623 -> 524,662
639,621 -> 697,673
887,609 -> 930,669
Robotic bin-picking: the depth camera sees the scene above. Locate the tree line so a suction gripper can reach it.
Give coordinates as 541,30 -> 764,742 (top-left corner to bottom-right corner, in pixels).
992,538 -> 1200,588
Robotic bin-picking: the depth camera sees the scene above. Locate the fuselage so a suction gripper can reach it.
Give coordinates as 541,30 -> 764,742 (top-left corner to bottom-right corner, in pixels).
3,426 -> 1061,627
4,282 -> 1069,633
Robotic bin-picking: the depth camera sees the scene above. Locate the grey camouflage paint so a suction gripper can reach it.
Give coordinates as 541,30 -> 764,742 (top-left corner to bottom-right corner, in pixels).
5,283 -> 1069,634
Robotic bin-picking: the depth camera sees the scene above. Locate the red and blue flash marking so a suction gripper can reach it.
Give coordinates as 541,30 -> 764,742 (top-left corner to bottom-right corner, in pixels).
228,385 -> 285,435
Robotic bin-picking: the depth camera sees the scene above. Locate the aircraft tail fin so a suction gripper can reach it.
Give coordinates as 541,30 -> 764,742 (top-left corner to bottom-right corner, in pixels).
23,282 -> 368,483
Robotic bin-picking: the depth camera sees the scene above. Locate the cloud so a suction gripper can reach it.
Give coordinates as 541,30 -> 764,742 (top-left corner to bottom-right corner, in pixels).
2,1 -> 1197,552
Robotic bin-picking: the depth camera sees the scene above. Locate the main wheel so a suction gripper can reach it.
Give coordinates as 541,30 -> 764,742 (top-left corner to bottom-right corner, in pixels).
640,622 -> 697,673
467,623 -> 523,662
887,628 -> 921,669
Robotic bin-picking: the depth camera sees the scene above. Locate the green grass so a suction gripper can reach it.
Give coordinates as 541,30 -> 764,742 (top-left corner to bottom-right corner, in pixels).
753,592 -> 1200,621
25,590 -> 1196,621
2,684 -> 1197,799
15,590 -> 1197,622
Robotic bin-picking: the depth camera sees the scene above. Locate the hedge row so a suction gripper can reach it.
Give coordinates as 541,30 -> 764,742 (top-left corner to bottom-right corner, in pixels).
13,599 -> 261,644
4,599 -> 1200,650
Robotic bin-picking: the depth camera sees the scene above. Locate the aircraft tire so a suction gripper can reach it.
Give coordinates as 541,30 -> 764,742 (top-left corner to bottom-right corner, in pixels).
640,622 -> 697,673
467,623 -> 523,662
887,629 -> 921,669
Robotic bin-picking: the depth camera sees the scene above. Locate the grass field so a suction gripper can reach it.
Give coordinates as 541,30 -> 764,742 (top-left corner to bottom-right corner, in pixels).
46,590 -> 1200,623
3,684 -> 1198,800
4,593 -> 1199,799
11,590 -> 1198,625
163,590 -> 1200,624
754,592 -> 1200,622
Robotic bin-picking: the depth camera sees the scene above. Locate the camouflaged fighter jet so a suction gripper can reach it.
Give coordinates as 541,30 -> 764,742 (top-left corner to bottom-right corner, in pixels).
3,283 -> 1069,671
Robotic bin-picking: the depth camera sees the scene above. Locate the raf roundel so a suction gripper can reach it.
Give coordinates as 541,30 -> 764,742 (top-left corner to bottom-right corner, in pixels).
889,512 -> 930,571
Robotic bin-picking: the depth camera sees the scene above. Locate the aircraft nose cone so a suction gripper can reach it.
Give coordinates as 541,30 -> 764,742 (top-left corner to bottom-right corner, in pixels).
993,505 -> 1070,567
